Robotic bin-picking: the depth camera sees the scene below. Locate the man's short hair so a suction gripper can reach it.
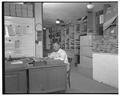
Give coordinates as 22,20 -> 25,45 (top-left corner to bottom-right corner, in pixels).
53,41 -> 60,45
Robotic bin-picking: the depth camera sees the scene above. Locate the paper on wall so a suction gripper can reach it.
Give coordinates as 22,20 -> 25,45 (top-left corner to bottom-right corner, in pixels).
15,25 -> 23,35
99,15 -> 104,24
7,25 -> 16,36
15,40 -> 20,48
36,41 -> 43,58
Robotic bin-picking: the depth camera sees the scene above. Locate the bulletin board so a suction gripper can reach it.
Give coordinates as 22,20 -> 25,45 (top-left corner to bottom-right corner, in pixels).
5,16 -> 35,58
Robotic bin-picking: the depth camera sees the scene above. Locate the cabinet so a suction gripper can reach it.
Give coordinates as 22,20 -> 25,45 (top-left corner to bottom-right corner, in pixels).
5,70 -> 27,93
29,65 -> 67,93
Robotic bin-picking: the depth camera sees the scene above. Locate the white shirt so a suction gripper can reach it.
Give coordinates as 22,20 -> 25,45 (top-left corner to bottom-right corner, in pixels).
48,48 -> 69,71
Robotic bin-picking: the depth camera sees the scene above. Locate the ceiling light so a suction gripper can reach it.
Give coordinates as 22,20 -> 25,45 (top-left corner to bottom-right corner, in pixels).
87,3 -> 94,9
56,19 -> 60,24
43,27 -> 46,30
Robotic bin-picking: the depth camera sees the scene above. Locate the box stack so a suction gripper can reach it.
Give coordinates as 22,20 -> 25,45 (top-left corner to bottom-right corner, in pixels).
92,3 -> 118,54
4,3 -> 10,16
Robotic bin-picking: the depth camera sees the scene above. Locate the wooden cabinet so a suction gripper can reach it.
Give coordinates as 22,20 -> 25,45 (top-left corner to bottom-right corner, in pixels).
29,65 -> 67,93
5,70 -> 27,93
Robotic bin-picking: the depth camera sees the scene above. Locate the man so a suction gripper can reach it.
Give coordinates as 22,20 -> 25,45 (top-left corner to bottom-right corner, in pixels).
48,42 -> 70,71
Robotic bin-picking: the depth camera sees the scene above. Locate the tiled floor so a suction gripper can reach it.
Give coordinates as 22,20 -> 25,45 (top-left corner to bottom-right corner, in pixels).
65,66 -> 118,94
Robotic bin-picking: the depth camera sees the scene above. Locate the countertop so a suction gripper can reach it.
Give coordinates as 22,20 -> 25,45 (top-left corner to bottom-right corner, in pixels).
5,60 -> 67,72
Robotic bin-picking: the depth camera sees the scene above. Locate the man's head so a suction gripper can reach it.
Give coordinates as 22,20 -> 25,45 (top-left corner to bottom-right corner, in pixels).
53,42 -> 60,51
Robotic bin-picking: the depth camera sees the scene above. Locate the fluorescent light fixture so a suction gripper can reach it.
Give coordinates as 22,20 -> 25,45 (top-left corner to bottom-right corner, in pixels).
87,3 -> 94,9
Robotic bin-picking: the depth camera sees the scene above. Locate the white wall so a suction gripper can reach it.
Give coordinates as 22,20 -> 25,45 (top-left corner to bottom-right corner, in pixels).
93,53 -> 118,88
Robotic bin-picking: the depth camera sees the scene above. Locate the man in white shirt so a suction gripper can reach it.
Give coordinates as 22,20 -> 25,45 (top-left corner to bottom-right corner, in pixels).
48,42 -> 70,71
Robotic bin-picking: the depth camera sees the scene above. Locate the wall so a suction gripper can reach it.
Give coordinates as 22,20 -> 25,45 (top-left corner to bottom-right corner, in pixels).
93,53 -> 118,88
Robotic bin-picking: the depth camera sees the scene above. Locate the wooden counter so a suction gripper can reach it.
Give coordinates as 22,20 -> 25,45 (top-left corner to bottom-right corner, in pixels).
4,60 -> 67,93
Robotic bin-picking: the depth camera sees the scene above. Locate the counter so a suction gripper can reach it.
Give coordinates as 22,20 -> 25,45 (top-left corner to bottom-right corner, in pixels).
4,59 -> 67,93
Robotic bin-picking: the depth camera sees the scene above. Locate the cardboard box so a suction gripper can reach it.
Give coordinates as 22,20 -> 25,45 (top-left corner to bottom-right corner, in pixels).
4,3 -> 10,16
16,4 -> 22,17
27,5 -> 33,17
10,3 -> 16,16
22,5 -> 27,17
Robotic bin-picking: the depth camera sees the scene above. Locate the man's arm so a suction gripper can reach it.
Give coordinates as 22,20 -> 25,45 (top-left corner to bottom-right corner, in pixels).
48,52 -> 56,58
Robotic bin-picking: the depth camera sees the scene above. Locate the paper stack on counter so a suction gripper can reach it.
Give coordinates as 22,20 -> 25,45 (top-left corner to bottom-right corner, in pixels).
11,60 -> 23,64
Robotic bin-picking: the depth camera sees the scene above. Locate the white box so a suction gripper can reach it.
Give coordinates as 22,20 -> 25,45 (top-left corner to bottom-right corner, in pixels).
80,35 -> 92,46
80,56 -> 92,69
80,46 -> 92,57
93,53 -> 118,88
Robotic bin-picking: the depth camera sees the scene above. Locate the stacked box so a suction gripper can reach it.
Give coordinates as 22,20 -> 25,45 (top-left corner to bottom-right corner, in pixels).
22,5 -> 27,17
4,3 -> 10,16
10,3 -> 16,16
16,4 -> 22,17
92,34 -> 118,54
27,4 -> 33,17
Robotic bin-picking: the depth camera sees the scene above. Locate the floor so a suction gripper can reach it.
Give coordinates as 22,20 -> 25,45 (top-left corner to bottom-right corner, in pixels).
64,66 -> 118,94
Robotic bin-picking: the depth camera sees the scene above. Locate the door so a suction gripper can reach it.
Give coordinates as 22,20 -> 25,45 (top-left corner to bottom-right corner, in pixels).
5,70 -> 27,93
29,68 -> 48,93
47,66 -> 67,92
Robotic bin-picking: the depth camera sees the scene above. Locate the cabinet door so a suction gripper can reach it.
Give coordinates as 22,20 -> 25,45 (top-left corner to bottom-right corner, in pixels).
29,68 -> 48,93
47,66 -> 67,92
5,70 -> 27,93
29,66 -> 67,93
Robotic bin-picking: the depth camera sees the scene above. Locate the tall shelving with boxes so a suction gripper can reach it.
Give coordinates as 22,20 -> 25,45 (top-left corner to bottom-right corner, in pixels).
45,16 -> 87,65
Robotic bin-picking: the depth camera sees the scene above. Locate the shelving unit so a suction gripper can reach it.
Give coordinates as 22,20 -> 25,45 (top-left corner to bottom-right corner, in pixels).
45,16 -> 87,63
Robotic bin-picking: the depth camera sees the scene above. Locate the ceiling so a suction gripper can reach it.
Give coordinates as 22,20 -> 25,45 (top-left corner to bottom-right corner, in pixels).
43,2 -> 114,27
